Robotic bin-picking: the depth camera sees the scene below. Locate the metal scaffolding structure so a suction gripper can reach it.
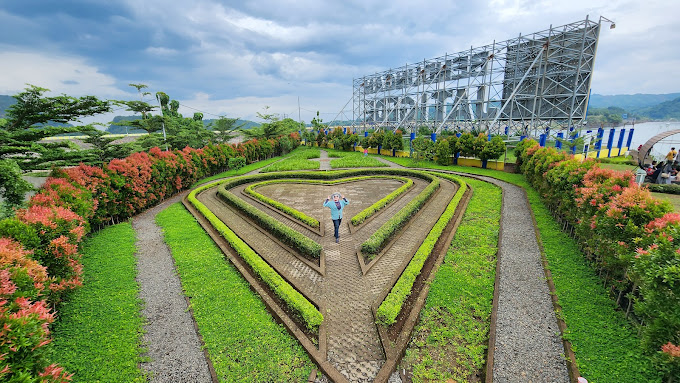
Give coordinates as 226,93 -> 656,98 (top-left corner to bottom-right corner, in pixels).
349,16 -> 604,136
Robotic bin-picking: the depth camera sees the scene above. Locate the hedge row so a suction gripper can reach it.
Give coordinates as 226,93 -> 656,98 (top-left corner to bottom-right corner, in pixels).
188,183 -> 323,333
217,186 -> 323,259
645,183 -> 680,195
351,177 -> 414,226
515,139 -> 679,375
245,175 -> 413,228
0,134 -> 300,381
361,174 -> 440,257
376,174 -> 467,325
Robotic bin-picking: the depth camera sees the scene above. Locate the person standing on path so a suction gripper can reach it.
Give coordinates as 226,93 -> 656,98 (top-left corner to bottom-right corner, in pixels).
324,193 -> 349,243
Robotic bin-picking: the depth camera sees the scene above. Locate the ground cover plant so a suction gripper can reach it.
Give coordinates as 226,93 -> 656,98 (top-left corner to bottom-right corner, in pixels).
157,203 -> 315,382
192,156 -> 282,187
188,182 -> 324,333
48,223 -> 146,382
260,147 -> 320,172
380,155 -> 664,381
376,174 -> 467,325
402,178 -> 500,382
326,149 -> 388,168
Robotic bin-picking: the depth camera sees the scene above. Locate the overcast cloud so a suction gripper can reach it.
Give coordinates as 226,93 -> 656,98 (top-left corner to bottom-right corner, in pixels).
0,0 -> 677,123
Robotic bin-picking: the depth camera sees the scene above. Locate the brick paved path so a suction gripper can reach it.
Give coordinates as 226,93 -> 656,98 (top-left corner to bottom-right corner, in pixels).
196,173 -> 457,382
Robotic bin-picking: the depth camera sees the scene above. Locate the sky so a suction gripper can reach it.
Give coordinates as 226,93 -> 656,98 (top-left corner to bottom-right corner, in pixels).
0,0 -> 677,125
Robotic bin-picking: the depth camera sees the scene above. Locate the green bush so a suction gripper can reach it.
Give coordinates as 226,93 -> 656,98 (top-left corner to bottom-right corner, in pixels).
376,175 -> 466,325
228,156 -> 246,170
217,186 -> 322,259
361,174 -> 440,257
188,183 -> 323,333
645,183 -> 680,195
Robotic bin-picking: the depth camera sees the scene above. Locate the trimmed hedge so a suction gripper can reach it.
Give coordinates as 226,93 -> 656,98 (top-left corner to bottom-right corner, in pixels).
376,174 -> 467,325
351,177 -> 414,226
245,176 -> 413,229
188,183 -> 323,333
646,183 -> 680,195
218,186 -> 323,259
361,174 -> 440,257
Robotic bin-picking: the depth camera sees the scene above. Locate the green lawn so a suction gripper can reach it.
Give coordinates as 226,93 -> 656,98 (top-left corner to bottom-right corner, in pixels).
156,203 -> 315,382
403,178 -> 501,382
260,147 -> 320,172
192,156 -> 283,187
380,156 -> 662,382
651,192 -> 680,211
326,149 -> 387,168
49,223 -> 146,382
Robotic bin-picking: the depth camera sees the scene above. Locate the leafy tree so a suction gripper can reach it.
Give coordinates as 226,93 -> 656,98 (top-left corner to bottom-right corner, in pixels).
412,136 -> 435,162
456,132 -> 476,157
381,131 -> 404,151
434,138 -> 451,165
0,159 -> 32,218
473,133 -> 488,158
208,117 -> 244,144
0,85 -> 111,170
82,129 -> 135,164
479,135 -> 507,161
242,107 -> 300,140
302,129 -> 316,146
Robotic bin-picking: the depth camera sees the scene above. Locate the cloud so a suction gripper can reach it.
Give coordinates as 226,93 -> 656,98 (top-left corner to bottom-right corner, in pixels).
0,50 -> 127,97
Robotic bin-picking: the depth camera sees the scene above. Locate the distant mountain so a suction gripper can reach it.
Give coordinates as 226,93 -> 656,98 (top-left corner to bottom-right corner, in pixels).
636,97 -> 680,120
589,93 -> 680,110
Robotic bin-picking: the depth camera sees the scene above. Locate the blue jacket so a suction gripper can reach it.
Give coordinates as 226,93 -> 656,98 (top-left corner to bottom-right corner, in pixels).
323,198 -> 349,220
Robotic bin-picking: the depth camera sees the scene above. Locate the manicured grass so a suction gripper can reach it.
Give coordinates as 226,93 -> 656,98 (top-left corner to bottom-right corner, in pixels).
49,223 -> 146,383
376,174 -> 467,325
327,150 -> 388,168
381,156 -> 662,382
260,147 -> 321,172
651,192 -> 680,211
192,156 -> 282,187
403,178 -> 500,382
156,203 -> 315,382
598,162 -> 636,172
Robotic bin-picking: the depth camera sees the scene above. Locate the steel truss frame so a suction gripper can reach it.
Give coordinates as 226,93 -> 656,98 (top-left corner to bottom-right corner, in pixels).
349,17 -> 602,136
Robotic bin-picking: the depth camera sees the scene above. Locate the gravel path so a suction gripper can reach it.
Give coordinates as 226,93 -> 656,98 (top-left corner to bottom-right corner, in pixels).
314,149 -> 332,170
132,193 -> 213,383
452,172 -> 570,383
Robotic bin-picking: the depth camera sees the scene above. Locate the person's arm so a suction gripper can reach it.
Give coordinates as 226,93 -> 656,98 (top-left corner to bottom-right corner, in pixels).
323,196 -> 330,207
341,194 -> 349,205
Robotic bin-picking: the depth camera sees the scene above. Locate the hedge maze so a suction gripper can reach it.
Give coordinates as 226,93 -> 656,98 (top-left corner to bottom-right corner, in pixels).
186,168 -> 470,382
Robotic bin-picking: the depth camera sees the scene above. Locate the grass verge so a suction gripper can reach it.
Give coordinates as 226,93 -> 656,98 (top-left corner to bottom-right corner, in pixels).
402,177 -> 500,382
48,223 -> 146,382
381,156 -> 662,382
156,203 -> 315,382
376,174 -> 467,325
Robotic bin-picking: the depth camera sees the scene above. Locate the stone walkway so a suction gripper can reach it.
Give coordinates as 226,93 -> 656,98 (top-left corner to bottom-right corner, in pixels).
197,171 -> 458,382
132,193 -> 213,383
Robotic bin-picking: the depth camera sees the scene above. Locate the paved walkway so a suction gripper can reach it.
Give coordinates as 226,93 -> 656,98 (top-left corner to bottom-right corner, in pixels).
197,172 -> 457,382
132,193 -> 213,383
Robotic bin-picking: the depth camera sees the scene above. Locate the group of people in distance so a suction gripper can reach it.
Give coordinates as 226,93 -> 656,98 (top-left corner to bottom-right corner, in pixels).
644,147 -> 680,184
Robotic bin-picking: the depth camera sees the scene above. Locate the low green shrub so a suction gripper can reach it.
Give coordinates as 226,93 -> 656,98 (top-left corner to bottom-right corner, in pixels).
228,156 -> 246,170
328,151 -> 388,168
376,175 -> 466,325
188,184 -> 323,333
645,183 -> 680,195
361,175 -> 439,256
218,187 -> 322,259
351,178 -> 414,225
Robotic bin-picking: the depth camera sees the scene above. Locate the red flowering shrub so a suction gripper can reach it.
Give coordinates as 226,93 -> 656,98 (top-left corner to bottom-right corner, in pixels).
0,132 -> 301,380
517,139 -> 678,369
0,239 -> 70,382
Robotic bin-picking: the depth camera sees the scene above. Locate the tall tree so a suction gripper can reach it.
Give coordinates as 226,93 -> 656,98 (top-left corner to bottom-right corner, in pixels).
242,107 -> 300,140
208,117 -> 244,143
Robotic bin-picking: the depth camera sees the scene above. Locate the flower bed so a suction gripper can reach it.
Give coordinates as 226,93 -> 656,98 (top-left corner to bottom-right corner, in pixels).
376,174 -> 466,325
